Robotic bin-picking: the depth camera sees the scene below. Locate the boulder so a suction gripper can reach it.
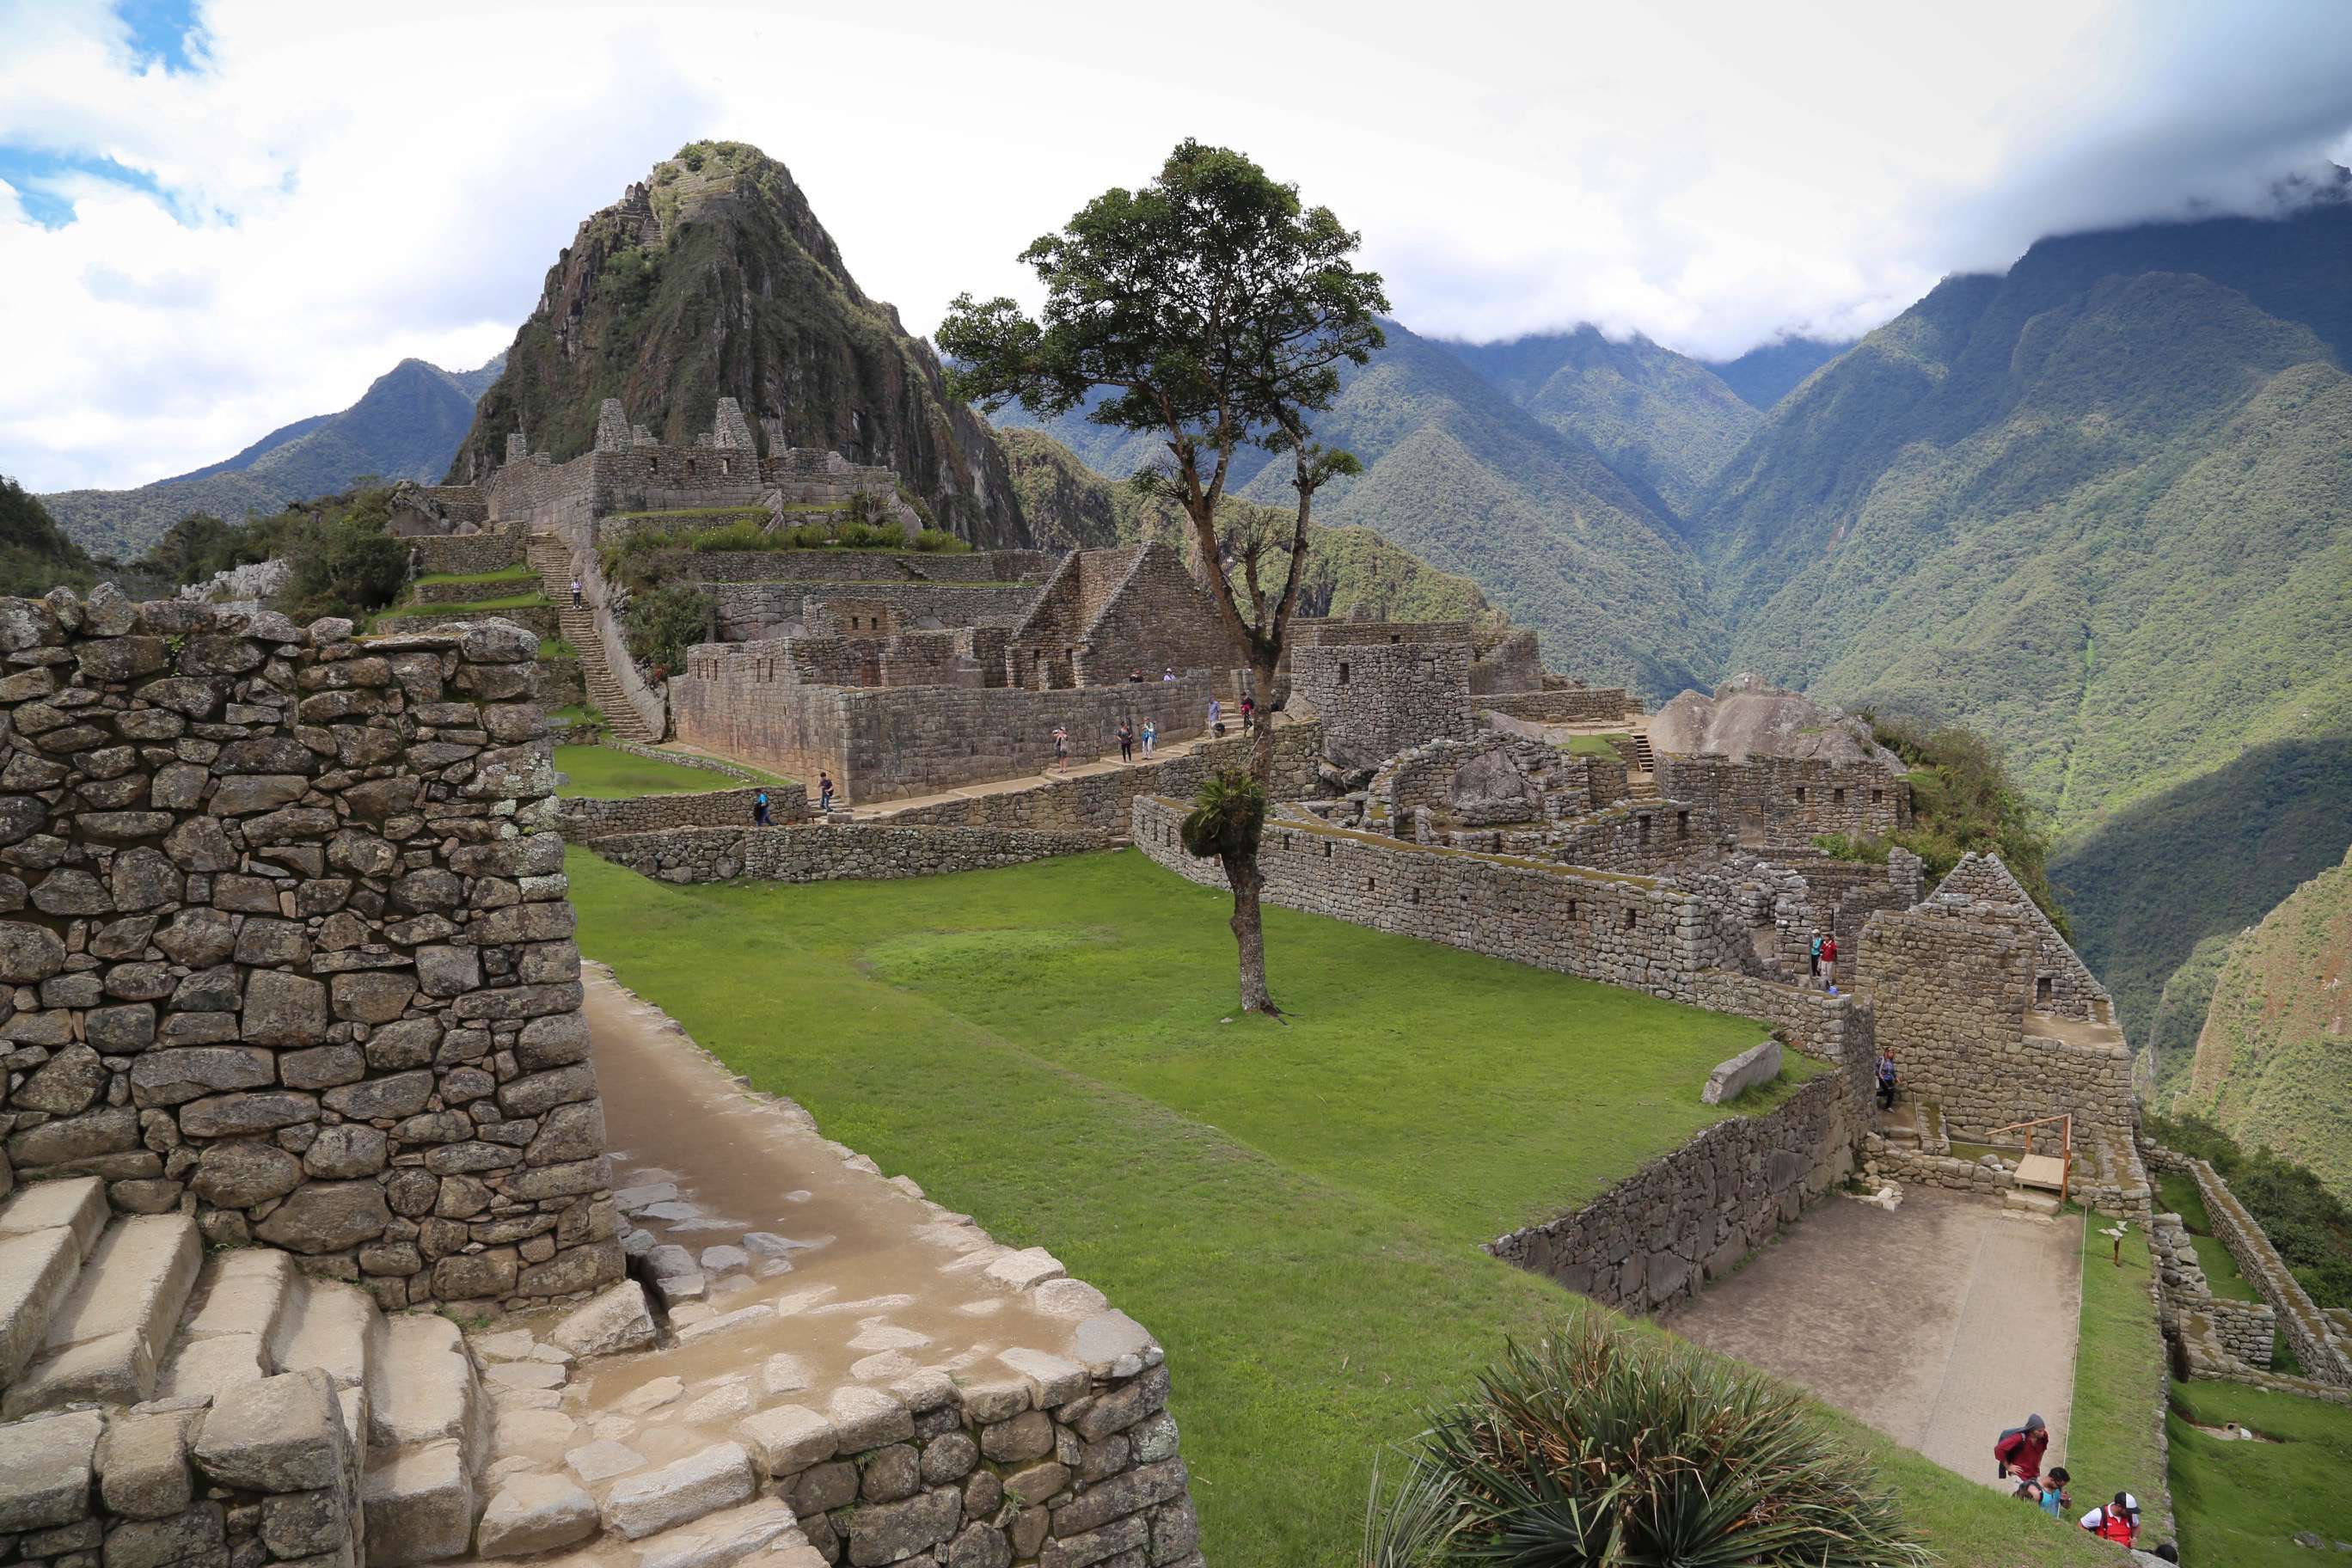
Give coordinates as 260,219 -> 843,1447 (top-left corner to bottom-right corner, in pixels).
549,1281 -> 656,1358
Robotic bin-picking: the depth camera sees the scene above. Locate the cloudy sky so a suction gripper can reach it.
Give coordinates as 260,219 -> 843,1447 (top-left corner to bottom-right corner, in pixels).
6,0 -> 2352,494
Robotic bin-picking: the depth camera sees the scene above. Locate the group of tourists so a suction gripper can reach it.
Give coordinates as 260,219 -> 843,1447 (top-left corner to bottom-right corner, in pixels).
1994,1415 -> 2171,1557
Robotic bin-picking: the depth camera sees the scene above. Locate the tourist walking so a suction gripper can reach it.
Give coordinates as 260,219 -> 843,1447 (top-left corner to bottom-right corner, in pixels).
1240,694 -> 1255,726
1141,719 -> 1156,758
1876,1049 -> 1898,1111
570,577 -> 583,608
2037,1467 -> 2070,1520
1994,1415 -> 2049,1485
752,788 -> 770,827
1162,666 -> 1176,682
818,772 -> 834,812
1820,934 -> 1839,994
2079,1494 -> 2138,1548
1208,697 -> 1223,738
1117,720 -> 1135,763
1128,668 -> 1144,683
1810,932 -> 1822,981
1051,726 -> 1069,773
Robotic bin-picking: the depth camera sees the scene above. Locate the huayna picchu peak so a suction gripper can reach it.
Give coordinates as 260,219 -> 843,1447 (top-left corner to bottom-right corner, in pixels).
447,142 -> 1034,548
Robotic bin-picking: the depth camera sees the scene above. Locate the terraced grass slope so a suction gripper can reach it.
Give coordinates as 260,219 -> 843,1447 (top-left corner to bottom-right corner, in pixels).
2169,1380 -> 2352,1565
2175,845 -> 2352,1205
568,848 -> 2123,1568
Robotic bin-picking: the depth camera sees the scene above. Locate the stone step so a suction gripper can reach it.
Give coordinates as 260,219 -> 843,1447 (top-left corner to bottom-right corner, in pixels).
156,1246 -> 301,1402
0,1177 -> 112,1391
365,1314 -> 488,1568
2004,1189 -> 2063,1217
3,1213 -> 202,1418
272,1275 -> 381,1391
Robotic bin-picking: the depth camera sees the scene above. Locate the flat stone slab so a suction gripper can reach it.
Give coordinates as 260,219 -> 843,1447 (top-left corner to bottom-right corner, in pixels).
477,1473 -> 599,1558
602,1442 -> 756,1540
1701,1038 -> 1782,1104
634,1496 -> 801,1568
0,1409 -> 103,1530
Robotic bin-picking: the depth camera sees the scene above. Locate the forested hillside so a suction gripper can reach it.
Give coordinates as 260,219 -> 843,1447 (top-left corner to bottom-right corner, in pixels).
1700,335 -> 1853,408
43,356 -> 497,557
1443,327 -> 1758,515
0,479 -> 96,597
2173,845 -> 2352,1205
1684,197 -> 2352,1055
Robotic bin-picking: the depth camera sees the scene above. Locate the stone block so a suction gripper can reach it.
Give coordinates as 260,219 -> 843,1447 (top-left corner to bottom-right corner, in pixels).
601,1442 -> 756,1540
475,1473 -> 597,1559
0,1409 -> 103,1529
549,1281 -> 655,1358
1700,1039 -> 1782,1105
191,1369 -> 344,1491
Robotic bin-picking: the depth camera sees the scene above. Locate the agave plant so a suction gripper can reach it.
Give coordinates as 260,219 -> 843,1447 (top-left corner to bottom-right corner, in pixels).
1373,1317 -> 1932,1567
1180,768 -> 1267,862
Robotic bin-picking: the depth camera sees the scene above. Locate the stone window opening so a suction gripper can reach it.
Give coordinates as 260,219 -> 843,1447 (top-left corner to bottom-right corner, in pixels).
1623,908 -> 1638,931
1338,662 -> 1350,685
1364,877 -> 1375,892
649,456 -> 659,473
1676,810 -> 1690,839
1833,787 -> 1847,805
1794,786 -> 1807,803
1324,841 -> 1332,859
1566,898 -> 1577,920
1637,814 -> 1651,846
1390,634 -> 1402,644
2037,975 -> 2054,1005
1871,787 -> 1884,804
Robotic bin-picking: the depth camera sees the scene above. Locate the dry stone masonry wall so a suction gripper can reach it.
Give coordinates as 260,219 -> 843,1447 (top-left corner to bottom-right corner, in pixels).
1289,643 -> 1472,774
0,590 -> 620,1313
590,824 -> 1102,884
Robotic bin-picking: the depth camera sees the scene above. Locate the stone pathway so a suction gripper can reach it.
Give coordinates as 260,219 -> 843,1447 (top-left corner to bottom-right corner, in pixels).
1666,1187 -> 2085,1487
454,966 -> 1171,1566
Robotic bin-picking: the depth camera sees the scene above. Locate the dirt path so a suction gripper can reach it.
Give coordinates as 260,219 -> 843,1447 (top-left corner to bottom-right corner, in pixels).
1666,1188 -> 2084,1486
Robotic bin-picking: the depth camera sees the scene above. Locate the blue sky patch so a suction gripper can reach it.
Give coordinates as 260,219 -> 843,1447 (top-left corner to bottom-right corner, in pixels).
116,0 -> 205,75
0,150 -> 170,230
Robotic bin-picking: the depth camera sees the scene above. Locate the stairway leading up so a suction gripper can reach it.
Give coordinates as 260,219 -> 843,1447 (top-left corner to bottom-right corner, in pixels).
527,532 -> 658,742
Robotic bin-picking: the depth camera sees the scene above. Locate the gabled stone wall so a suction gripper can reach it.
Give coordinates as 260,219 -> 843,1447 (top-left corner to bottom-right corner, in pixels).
0,591 -> 619,1311
1290,643 -> 1472,772
1655,753 -> 1908,850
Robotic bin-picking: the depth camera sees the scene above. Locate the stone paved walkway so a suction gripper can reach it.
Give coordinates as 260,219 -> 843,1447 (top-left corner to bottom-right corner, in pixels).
1666,1187 -> 2083,1486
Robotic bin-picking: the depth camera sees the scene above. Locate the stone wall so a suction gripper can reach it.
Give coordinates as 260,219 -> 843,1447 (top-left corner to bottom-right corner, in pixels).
555,783 -> 810,844
590,824 -> 1102,884
1289,619 -> 1471,646
1933,854 -> 2111,1019
409,534 -> 524,578
1071,543 -> 1235,689
389,604 -> 563,642
1487,1071 -> 1860,1313
2179,1153 -> 2352,1385
1655,754 -> 1908,850
1467,631 -> 1546,696
877,726 -> 1326,838
1289,643 -> 1472,773
700,583 -> 1041,642
1475,688 -> 1638,725
0,592 -> 619,1311
673,658 -> 1217,804
2203,1297 -> 2280,1370
532,657 -> 585,714
1853,904 -> 2135,1139
1131,796 -> 1763,1005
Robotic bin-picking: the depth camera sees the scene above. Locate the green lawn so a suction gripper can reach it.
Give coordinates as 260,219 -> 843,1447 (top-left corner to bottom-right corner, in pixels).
2170,1381 -> 2352,1565
554,744 -> 739,799
2158,1172 -> 2266,1302
414,563 -> 534,587
568,848 -> 2123,1567
1557,732 -> 1631,759
374,591 -> 553,623
2070,1208 -> 2176,1547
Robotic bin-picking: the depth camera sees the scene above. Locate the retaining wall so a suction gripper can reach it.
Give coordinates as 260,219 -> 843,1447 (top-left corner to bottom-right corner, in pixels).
1487,1071 -> 1860,1313
409,534 -> 524,578
1475,688 -> 1638,725
0,593 -> 620,1311
1289,643 -> 1471,773
1656,754 -> 1908,850
2182,1154 -> 2352,1385
876,726 -> 1325,838
556,784 -> 811,843
590,824 -> 1102,883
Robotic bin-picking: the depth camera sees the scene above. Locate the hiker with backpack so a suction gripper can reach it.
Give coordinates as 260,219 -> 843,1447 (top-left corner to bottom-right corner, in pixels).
1876,1049 -> 1898,1111
1994,1415 -> 2049,1486
752,788 -> 770,827
2079,1493 -> 2139,1548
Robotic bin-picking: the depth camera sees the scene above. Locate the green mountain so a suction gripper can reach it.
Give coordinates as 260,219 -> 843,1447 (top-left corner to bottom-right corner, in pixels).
0,478 -> 97,597
448,141 -> 1032,548
2175,844 -> 2352,1205
1685,194 -> 2352,1061
1700,336 -> 1853,408
997,426 -> 1494,625
42,354 -> 499,559
1444,327 -> 1758,516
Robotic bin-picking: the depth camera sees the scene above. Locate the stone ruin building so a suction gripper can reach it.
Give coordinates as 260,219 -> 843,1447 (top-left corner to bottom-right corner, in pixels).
0,588 -> 1207,1568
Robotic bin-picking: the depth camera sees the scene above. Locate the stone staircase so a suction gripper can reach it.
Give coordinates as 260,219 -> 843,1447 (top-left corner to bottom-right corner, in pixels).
527,532 -> 657,742
0,1177 -> 489,1567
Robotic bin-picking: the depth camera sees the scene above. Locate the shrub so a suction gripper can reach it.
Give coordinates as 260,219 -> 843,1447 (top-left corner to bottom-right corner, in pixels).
1858,710 -> 2070,938
1812,832 -> 1891,863
1373,1316 -> 1929,1567
1181,770 -> 1266,861
911,527 -> 970,553
787,521 -> 835,548
624,585 -> 712,672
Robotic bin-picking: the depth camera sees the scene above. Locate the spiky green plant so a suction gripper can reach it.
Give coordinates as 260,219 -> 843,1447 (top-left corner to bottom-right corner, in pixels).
1180,769 -> 1266,861
1387,1317 -> 1932,1567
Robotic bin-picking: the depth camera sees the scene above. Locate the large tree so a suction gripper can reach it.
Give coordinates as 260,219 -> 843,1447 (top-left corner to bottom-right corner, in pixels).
940,139 -> 1387,1015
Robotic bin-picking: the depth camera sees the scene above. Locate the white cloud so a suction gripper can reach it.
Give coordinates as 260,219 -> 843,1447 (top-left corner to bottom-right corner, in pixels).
6,0 -> 2350,492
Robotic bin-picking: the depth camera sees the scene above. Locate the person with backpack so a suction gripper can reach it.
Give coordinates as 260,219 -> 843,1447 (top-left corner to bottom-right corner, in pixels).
1994,1415 -> 2049,1485
2079,1493 -> 2138,1548
1116,720 -> 1135,764
1876,1050 -> 1898,1111
752,788 -> 770,827
1809,932 -> 1823,982
1820,934 -> 1840,994
2037,1467 -> 2070,1520
818,773 -> 835,812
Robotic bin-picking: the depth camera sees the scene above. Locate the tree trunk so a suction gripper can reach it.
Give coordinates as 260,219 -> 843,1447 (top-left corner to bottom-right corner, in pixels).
1220,847 -> 1275,1014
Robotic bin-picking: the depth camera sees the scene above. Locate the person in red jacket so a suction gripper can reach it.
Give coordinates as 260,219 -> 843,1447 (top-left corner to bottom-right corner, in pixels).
1820,934 -> 1840,994
1994,1413 -> 2049,1484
